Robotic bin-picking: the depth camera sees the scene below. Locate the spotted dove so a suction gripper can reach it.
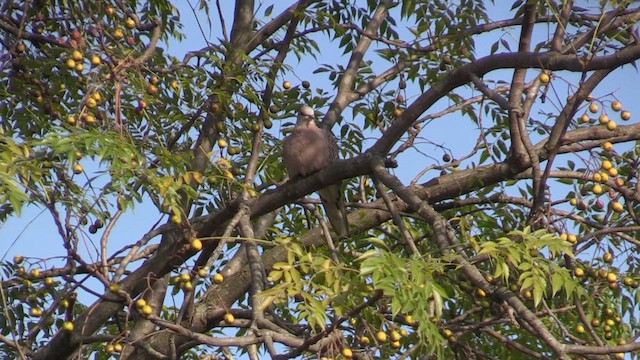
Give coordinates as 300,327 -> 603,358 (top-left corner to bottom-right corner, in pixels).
283,106 -> 348,237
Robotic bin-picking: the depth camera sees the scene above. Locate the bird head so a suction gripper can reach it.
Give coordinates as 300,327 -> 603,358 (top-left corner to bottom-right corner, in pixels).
296,105 -> 316,127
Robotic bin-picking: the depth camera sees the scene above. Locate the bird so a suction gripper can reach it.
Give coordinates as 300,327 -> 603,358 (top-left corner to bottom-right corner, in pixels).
282,105 -> 348,238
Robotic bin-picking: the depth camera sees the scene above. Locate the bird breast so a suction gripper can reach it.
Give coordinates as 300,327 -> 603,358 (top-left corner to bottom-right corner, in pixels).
284,128 -> 333,177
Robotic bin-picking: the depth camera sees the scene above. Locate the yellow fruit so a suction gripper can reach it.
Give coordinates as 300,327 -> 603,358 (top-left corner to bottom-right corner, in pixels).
75,63 -> 84,72
62,321 -> 74,332
591,319 -> 600,327
589,102 -> 599,113
614,353 -> 625,360
605,319 -> 615,327
602,142 -> 613,151
125,18 -> 136,29
182,281 -> 194,291
567,234 -> 577,244
66,58 -> 76,69
603,252 -> 614,263
171,214 -> 182,225
141,304 -> 153,315
90,55 -> 101,66
621,110 -> 631,120
569,198 -> 578,206
136,299 -> 147,308
224,312 -> 235,324
191,238 -> 203,251
611,201 -> 624,213
599,114 -> 609,124
608,167 -> 618,177
84,114 -> 96,125
580,114 -> 590,123
197,268 -> 208,277
391,341 -> 401,349
218,139 -> 228,148
399,329 -> 408,337
341,348 -> 353,358
606,120 -> 617,131
405,315 -> 415,325
602,160 -> 613,170
607,272 -> 618,283
539,73 -> 550,84
611,101 -> 622,111
60,299 -> 69,308
44,277 -> 54,286
106,344 -> 115,354
592,184 -> 603,195
73,164 -> 83,174
592,173 -> 602,182
86,98 -> 97,108
114,343 -> 123,352
376,331 -> 387,342
391,330 -> 401,342
600,172 -> 609,182
576,324 -> 585,334
283,81 -> 292,89
71,50 -> 83,61
147,84 -> 159,95
114,29 -> 125,40
179,273 -> 191,282
108,283 -> 120,293
574,268 -> 585,277
106,6 -> 115,16
476,288 -> 486,297
393,108 -> 404,118
360,336 -> 370,345
213,273 -> 224,284
30,307 -> 42,317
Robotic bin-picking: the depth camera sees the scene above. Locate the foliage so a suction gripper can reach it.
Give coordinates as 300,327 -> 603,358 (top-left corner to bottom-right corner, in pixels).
1,1 -> 640,359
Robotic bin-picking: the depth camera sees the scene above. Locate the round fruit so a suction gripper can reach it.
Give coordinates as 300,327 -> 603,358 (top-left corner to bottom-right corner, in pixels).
224,312 -> 235,324
283,81 -> 292,89
90,55 -> 101,66
66,58 -> 77,69
73,164 -> 83,174
592,184 -> 603,195
574,268 -> 585,277
106,6 -> 115,16
182,281 -> 194,291
621,110 -> 631,120
106,344 -> 115,354
84,114 -> 96,125
30,307 -> 42,317
579,114 -> 590,123
405,315 -> 415,325
589,102 -> 599,113
376,331 -> 387,342
136,299 -> 146,308
16,42 -> 27,53
591,319 -> 600,327
179,273 -> 191,282
602,142 -> 613,151
606,272 -> 617,283
75,63 -> 84,72
567,234 -> 578,244
393,108 -> 403,118
114,343 -> 123,352
141,304 -> 153,315
576,324 -> 585,334
611,201 -> 624,213
341,348 -> 353,358
147,84 -> 159,95
360,336 -> 370,345
86,98 -> 97,108
108,283 -> 120,293
606,120 -> 617,131
302,80 -> 311,89
213,273 -> 224,284
191,239 -> 203,251
264,119 -> 273,129
218,139 -> 227,148
391,341 -> 401,349
114,29 -> 125,40
539,73 -> 550,84
171,214 -> 182,225
599,114 -> 609,124
603,252 -> 613,263
390,330 -> 401,341
610,101 -> 622,111
13,255 -> 24,264
125,18 -> 136,29
62,321 -> 74,332
601,160 -> 613,170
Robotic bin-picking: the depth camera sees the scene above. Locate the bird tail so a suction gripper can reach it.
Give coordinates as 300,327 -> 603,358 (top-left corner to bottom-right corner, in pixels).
318,183 -> 349,238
